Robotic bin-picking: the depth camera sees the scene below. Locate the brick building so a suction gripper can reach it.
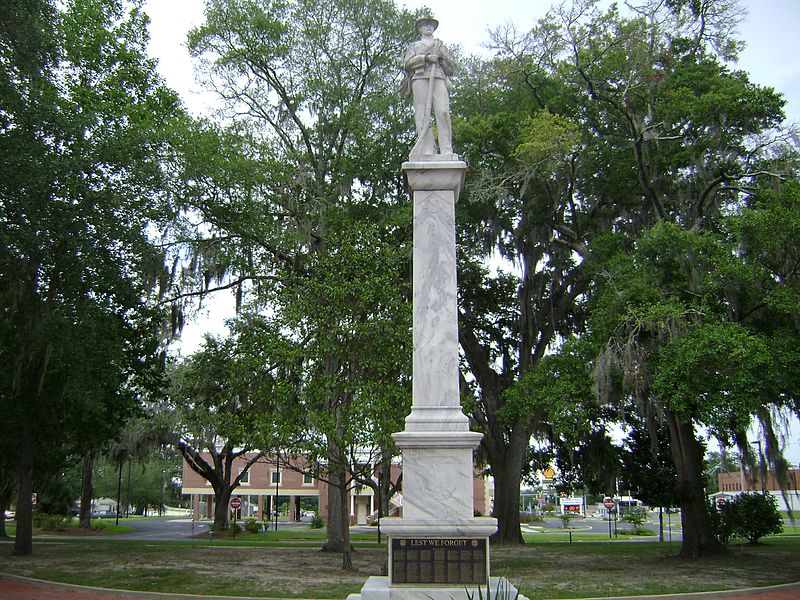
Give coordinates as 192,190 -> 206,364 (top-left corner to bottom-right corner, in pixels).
181,452 -> 493,525
716,468 -> 800,511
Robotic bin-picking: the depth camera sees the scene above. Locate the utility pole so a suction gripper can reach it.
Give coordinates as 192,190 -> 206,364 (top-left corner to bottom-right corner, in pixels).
752,440 -> 767,495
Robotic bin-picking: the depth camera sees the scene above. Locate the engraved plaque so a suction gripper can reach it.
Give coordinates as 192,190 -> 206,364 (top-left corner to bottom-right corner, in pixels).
391,538 -> 487,585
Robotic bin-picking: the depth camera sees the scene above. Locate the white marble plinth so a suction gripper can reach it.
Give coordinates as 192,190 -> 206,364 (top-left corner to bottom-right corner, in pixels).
378,517 -> 497,538
346,576 -> 529,600
392,431 -> 484,521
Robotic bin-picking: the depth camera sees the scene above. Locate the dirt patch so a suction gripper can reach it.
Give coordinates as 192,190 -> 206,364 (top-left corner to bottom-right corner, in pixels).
0,541 -> 386,598
1,539 -> 799,599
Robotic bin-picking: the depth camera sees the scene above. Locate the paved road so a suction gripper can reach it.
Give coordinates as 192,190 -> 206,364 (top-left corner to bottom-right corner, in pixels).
109,517 -> 312,541
521,516 -> 683,540
112,518 -> 209,541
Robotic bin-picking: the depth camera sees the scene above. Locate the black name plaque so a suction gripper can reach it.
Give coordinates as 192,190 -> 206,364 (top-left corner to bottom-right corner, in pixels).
391,538 -> 487,585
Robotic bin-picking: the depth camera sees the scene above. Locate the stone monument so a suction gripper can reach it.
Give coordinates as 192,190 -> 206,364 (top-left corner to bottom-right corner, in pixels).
347,18 -> 527,600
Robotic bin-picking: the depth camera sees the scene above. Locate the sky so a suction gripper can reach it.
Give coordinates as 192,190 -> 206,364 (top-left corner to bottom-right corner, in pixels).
142,0 -> 800,121
141,0 -> 800,467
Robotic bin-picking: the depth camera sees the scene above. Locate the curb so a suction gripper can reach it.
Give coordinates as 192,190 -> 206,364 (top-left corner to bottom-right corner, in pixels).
3,572 -> 800,600
569,580 -> 800,599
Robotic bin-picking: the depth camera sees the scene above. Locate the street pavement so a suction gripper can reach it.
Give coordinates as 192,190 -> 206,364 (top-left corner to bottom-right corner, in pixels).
520,515 -> 683,541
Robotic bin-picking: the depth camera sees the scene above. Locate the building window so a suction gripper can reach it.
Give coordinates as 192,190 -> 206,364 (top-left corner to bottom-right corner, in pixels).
271,470 -> 282,485
303,472 -> 314,485
239,469 -> 250,485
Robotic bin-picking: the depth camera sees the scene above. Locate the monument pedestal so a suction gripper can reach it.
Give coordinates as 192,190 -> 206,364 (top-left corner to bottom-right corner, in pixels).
348,160 -> 526,600
349,576 -> 524,600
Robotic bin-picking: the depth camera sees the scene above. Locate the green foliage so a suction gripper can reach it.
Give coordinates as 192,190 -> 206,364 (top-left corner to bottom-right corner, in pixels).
92,451 -> 183,515
34,463 -> 82,516
518,512 -> 543,524
654,322 -> 771,435
465,577 -> 520,600
621,507 -> 649,535
309,512 -> 324,529
453,0 -> 798,553
243,517 -> 260,533
0,0 -> 186,554
514,110 -> 581,175
619,418 -> 677,510
717,493 -> 783,544
33,513 -> 73,531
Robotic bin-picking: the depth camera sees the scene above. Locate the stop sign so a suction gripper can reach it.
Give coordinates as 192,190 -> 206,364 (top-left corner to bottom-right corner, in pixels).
229,497 -> 242,510
603,497 -> 615,510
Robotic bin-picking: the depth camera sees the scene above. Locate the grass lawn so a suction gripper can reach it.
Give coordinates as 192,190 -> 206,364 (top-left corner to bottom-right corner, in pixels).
1,534 -> 799,599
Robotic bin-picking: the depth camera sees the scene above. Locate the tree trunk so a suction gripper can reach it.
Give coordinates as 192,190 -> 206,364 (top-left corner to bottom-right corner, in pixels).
486,428 -> 528,545
14,418 -> 35,556
78,454 -> 93,529
339,479 -> 353,571
321,462 -> 348,552
213,485 -> 232,531
490,457 -> 525,544
0,481 -> 10,538
666,411 -> 723,558
378,457 -> 392,518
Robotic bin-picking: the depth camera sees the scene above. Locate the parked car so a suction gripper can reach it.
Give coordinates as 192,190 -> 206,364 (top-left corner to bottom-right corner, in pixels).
3,511 -> 14,520
91,510 -> 117,519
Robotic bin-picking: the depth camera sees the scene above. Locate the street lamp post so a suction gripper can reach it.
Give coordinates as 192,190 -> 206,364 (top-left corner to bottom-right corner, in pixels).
273,456 -> 279,531
376,471 -> 382,545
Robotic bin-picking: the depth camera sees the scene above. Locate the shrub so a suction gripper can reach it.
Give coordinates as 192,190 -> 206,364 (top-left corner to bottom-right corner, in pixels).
33,513 -> 72,531
310,512 -> 324,529
244,517 -> 261,533
519,512 -> 543,524
621,507 -> 650,535
718,493 -> 782,544
228,520 -> 242,534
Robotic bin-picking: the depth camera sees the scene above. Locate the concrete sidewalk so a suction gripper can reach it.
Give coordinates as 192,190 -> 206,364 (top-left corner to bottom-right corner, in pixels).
1,574 -> 799,600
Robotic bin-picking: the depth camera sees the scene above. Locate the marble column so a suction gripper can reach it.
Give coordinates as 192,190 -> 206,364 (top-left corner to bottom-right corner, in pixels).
347,159 -> 526,600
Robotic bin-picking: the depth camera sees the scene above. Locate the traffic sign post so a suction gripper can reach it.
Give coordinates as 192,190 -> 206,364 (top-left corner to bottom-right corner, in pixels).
229,497 -> 241,539
603,497 -> 615,539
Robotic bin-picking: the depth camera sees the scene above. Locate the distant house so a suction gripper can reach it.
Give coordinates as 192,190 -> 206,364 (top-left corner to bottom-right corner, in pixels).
181,452 -> 493,525
715,468 -> 800,511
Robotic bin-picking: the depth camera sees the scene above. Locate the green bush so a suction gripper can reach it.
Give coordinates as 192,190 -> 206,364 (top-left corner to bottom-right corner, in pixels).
244,517 -> 261,533
33,513 -> 72,531
717,493 -> 783,544
519,512 -> 544,523
310,512 -> 324,529
621,507 -> 650,535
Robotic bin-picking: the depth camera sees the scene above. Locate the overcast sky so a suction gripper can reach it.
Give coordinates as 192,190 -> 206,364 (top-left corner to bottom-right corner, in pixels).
142,0 -> 800,465
143,0 -> 800,121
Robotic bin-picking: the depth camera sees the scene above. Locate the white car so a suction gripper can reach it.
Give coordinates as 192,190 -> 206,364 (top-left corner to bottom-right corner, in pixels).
3,511 -> 14,520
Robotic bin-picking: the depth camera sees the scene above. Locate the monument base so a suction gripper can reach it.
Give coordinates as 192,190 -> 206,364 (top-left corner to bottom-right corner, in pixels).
346,576 -> 529,600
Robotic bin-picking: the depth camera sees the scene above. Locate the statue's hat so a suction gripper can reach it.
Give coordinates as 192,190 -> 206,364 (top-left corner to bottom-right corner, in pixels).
415,17 -> 439,31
